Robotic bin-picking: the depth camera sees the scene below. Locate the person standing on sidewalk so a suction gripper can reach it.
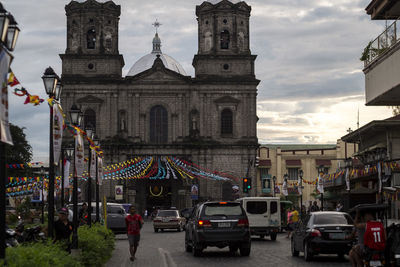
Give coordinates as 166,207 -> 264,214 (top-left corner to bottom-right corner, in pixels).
125,206 -> 144,262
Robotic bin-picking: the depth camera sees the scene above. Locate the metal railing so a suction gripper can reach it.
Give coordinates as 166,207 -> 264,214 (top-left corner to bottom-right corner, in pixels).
363,18 -> 400,67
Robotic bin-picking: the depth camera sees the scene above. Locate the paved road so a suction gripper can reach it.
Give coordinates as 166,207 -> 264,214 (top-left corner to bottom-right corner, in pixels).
106,222 -> 350,267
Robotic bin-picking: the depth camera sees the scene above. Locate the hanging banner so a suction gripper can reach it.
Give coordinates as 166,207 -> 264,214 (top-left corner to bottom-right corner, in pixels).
298,177 -> 302,195
317,174 -> 324,194
191,184 -> 199,200
378,162 -> 382,193
282,179 -> 288,196
64,160 -> 70,189
345,168 -> 350,191
97,157 -> 103,185
115,185 -> 123,200
90,149 -> 96,178
0,50 -> 12,145
75,133 -> 85,177
31,184 -> 42,202
53,104 -> 64,163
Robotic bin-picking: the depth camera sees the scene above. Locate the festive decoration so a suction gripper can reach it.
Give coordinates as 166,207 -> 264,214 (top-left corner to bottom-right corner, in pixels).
149,186 -> 163,197
13,87 -> 45,106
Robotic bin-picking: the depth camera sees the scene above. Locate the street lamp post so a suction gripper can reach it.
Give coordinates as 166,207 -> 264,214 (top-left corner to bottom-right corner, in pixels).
84,125 -> 94,227
93,136 -> 100,222
318,165 -> 324,211
0,4 -> 20,261
42,67 -> 61,239
272,176 -> 276,197
40,166 -> 45,224
69,104 -> 83,250
299,169 -> 303,218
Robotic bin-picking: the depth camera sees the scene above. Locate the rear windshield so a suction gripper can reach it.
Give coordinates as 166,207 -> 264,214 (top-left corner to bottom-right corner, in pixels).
204,203 -> 243,216
107,206 -> 124,214
246,201 -> 268,214
313,213 -> 353,225
271,201 -> 278,214
157,210 -> 178,217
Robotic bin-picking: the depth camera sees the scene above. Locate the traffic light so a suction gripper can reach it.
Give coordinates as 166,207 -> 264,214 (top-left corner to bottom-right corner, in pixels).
243,178 -> 248,193
243,177 -> 252,193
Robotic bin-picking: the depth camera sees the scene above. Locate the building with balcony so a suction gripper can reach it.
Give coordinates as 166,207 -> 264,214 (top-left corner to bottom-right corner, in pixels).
256,141 -> 357,209
363,1 -> 400,105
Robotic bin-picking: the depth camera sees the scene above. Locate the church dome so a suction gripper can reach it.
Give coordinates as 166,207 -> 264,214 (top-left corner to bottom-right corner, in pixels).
127,32 -> 187,77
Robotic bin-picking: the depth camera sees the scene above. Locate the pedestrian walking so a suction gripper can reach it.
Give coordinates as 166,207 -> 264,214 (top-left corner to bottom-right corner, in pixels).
54,207 -> 73,252
125,205 -> 144,262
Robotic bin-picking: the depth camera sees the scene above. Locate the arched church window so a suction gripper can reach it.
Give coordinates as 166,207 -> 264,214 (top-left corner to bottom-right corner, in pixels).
87,28 -> 96,49
150,105 -> 168,143
84,109 -> 96,131
220,30 -> 230,49
221,108 -> 233,135
118,110 -> 127,132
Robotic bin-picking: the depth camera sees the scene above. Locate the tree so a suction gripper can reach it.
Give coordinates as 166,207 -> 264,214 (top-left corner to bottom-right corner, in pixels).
5,123 -> 33,176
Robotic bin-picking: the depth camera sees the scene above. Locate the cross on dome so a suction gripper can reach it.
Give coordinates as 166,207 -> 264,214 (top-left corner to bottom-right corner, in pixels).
152,19 -> 162,33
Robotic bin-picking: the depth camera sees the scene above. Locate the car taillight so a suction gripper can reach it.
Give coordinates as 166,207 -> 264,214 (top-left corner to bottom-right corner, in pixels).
198,219 -> 211,227
85,215 -> 88,219
237,219 -> 249,227
153,219 -> 161,222
310,229 -> 321,237
170,219 -> 178,222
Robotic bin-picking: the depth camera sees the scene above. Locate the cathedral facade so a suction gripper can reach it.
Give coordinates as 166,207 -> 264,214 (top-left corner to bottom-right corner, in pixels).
60,0 -> 259,213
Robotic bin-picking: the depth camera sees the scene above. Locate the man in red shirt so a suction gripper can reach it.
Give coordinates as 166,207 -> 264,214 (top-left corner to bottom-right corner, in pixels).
125,206 -> 144,261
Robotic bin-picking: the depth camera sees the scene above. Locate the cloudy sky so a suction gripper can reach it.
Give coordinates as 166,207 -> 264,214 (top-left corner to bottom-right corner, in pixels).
2,0 -> 393,161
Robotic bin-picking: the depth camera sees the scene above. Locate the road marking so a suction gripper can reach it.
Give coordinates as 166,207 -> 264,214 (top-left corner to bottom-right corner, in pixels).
158,248 -> 177,267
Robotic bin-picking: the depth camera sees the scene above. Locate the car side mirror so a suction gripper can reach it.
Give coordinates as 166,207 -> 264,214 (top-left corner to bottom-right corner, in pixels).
183,213 -> 190,219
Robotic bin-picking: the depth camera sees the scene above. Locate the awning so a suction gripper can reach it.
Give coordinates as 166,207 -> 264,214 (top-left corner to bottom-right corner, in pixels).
286,159 -> 302,167
259,160 -> 271,167
316,159 -> 331,166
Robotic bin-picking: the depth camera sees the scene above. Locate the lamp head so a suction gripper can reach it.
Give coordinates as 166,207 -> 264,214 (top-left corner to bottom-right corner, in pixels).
42,67 -> 59,96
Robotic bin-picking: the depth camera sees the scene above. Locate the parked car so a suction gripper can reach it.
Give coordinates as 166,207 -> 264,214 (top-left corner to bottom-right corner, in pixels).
238,197 -> 280,240
153,209 -> 186,232
67,202 -> 125,233
185,201 -> 251,257
291,211 -> 355,261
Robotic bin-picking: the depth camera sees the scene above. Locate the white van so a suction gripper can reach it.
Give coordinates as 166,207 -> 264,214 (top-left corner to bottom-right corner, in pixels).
238,197 -> 281,240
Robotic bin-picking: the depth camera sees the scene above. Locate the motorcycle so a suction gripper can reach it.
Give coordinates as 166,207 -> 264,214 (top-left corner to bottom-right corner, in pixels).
5,227 -> 19,247
349,204 -> 388,267
15,219 -> 45,243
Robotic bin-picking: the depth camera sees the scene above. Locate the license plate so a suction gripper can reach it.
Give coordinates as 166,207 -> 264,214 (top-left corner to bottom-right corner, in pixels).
162,218 -> 169,222
218,222 -> 230,228
329,233 -> 345,239
369,261 -> 382,267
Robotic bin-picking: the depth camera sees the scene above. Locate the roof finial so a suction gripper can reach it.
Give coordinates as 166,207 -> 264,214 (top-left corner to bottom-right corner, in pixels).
152,19 -> 162,34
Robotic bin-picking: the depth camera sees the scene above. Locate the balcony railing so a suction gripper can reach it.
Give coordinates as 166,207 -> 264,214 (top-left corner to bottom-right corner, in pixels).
362,18 -> 400,67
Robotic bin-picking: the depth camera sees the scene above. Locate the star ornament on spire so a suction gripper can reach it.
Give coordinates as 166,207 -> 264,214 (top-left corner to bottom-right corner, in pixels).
152,19 -> 162,33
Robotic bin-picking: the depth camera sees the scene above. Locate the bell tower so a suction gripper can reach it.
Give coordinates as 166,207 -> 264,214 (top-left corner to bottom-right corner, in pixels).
60,0 -> 124,79
193,0 -> 256,78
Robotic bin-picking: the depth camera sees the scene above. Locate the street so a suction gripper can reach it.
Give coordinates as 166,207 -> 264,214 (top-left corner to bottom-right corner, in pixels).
106,222 -> 350,267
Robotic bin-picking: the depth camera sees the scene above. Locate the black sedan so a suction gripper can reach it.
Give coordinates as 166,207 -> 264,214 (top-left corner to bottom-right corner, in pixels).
291,211 -> 355,261
184,201 -> 251,257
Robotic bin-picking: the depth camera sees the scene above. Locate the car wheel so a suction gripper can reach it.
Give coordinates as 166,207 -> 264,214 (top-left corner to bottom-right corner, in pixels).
291,238 -> 299,257
270,232 -> 277,241
161,229 -> 164,232
337,253 -> 344,260
154,228 -> 158,233
192,242 -> 202,257
239,243 -> 251,257
304,242 -> 313,261
259,235 -> 265,239
185,238 -> 192,253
